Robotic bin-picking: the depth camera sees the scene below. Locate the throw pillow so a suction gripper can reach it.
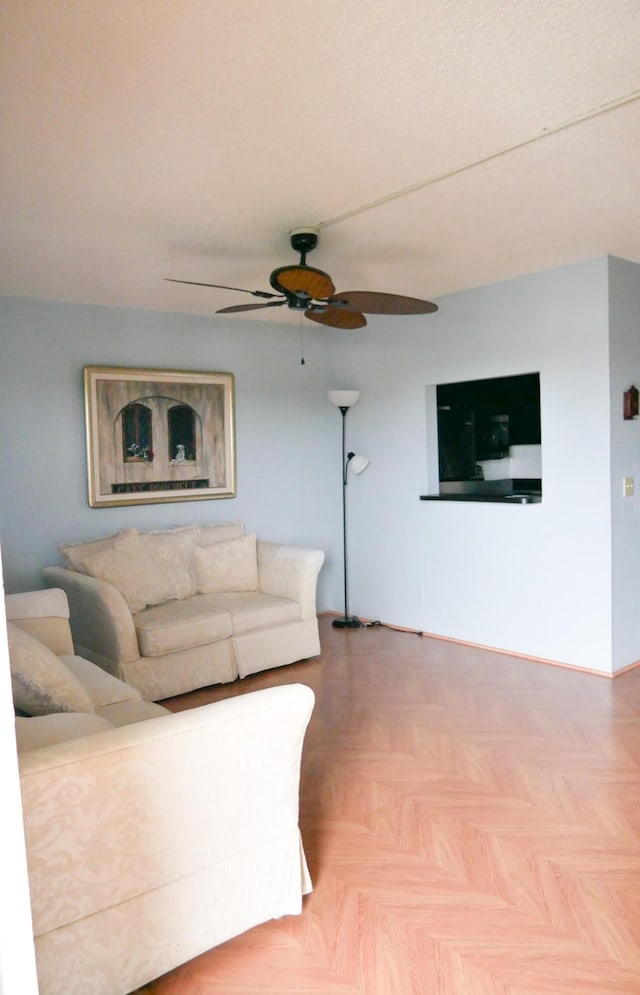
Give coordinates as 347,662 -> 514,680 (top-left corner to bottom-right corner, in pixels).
8,623 -> 95,716
60,529 -> 128,570
194,533 -> 259,594
60,528 -> 173,614
140,526 -> 201,601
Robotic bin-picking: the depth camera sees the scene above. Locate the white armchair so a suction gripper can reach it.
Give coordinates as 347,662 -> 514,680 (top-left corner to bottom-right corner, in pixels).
8,587 -> 315,995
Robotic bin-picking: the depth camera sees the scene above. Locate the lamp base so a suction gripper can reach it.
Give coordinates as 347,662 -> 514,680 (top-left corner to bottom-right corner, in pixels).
332,616 -> 363,629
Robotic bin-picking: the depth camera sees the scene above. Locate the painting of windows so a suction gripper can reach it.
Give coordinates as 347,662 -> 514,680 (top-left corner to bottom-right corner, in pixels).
84,366 -> 235,507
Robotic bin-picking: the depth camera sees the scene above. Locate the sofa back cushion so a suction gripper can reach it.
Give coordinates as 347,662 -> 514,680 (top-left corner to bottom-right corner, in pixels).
60,528 -> 174,613
59,522 -> 247,610
140,525 -> 201,601
198,520 -> 245,546
60,654 -> 141,707
194,533 -> 259,594
8,623 -> 96,716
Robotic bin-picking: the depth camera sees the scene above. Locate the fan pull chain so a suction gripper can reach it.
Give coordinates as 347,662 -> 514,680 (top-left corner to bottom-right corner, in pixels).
299,315 -> 305,365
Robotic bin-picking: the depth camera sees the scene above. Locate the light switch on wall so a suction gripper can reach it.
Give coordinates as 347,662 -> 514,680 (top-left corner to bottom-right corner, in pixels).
623,476 -> 635,497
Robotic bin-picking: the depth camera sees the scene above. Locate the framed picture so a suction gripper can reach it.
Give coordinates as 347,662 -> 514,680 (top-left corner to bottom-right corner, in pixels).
84,366 -> 236,507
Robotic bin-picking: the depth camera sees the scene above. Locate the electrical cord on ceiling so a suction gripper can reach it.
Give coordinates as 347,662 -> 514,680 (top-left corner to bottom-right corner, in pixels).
316,87 -> 640,230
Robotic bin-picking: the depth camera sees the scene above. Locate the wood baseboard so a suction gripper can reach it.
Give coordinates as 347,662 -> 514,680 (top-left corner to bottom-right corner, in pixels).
319,611 -> 640,678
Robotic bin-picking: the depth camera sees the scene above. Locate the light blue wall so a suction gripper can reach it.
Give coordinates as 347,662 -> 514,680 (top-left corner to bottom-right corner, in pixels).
324,257 -> 616,672
2,256 -> 639,673
0,297 -> 340,602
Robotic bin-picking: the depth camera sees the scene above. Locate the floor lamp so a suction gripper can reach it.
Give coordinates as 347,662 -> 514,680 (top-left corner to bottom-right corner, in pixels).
328,390 -> 370,629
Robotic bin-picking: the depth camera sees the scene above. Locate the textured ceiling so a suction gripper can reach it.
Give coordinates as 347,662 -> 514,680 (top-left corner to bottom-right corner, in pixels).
1,0 -> 639,324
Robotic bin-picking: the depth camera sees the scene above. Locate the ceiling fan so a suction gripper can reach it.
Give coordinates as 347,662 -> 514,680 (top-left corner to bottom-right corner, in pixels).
165,228 -> 438,329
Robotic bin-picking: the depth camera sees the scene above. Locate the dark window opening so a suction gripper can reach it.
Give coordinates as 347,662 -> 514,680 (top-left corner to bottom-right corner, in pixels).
435,372 -> 542,500
168,404 -> 196,462
123,403 -> 153,462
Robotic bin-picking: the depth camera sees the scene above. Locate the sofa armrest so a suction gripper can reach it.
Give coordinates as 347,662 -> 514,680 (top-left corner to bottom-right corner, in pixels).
19,683 -> 315,941
257,541 -> 325,619
42,566 -> 140,676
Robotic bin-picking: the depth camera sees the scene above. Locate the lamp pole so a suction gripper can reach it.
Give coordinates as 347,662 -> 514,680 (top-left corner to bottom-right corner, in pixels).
334,408 -> 360,628
328,390 -> 363,629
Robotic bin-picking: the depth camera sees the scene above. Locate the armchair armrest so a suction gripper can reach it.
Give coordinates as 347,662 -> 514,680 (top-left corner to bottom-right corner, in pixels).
5,588 -> 74,655
257,541 -> 324,619
42,566 -> 140,677
20,683 -> 315,966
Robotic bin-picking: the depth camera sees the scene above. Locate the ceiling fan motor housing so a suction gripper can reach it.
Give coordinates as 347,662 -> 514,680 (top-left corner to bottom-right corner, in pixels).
270,229 -> 334,303
289,228 -> 319,256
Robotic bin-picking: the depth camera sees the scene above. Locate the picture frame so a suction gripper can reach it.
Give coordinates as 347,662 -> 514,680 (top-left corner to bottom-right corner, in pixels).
84,365 -> 236,507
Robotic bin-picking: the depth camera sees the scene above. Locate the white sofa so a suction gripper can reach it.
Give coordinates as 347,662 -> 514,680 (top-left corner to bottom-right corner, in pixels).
7,589 -> 314,995
43,520 -> 324,700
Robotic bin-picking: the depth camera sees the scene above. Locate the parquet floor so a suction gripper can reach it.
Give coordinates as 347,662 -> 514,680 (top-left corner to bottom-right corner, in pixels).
146,617 -> 640,994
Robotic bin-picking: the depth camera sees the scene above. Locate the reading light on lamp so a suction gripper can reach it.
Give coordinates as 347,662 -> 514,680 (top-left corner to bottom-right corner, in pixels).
349,454 -> 370,475
328,389 -> 370,629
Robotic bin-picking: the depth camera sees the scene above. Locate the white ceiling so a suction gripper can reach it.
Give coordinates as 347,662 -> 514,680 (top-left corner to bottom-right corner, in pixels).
1,0 -> 639,325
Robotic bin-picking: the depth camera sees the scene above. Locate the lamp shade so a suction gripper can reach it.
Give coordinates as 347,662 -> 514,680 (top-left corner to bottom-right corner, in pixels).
350,455 -> 370,475
328,389 -> 361,408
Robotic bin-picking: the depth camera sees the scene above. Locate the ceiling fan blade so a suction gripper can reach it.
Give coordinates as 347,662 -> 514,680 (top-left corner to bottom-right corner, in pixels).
305,308 -> 367,330
216,301 -> 286,314
165,278 -> 280,300
330,291 -> 438,315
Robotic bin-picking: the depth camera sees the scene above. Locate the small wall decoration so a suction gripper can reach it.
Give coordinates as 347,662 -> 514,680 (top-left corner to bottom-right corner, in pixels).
623,385 -> 639,421
84,366 -> 236,507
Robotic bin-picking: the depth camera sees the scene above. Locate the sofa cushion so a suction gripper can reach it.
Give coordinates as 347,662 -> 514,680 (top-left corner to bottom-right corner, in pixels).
201,591 -> 302,635
133,595 -> 233,657
60,528 -> 174,613
194,534 -> 259,594
15,713 -> 114,752
60,654 -> 141,707
8,624 -> 96,716
140,526 -> 201,601
95,699 -> 170,725
198,520 -> 245,546
8,616 -> 74,656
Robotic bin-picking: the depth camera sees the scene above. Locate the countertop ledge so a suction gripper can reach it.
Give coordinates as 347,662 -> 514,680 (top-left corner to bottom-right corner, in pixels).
420,494 -> 542,504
